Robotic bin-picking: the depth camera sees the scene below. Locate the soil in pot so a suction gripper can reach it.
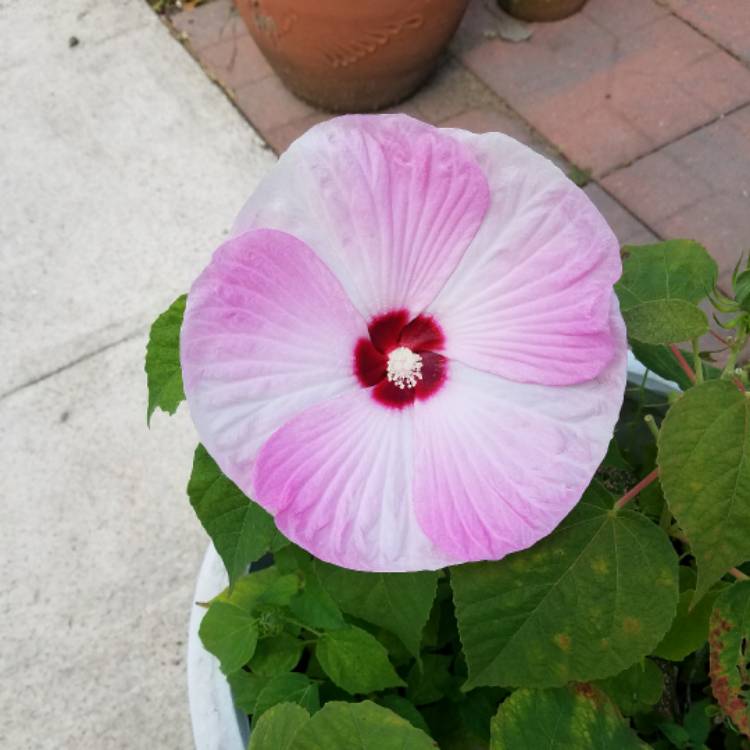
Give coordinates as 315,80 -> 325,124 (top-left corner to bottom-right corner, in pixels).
233,0 -> 470,113
498,0 -> 588,22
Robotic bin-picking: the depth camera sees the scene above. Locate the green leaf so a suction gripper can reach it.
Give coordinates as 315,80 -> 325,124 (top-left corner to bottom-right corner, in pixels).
406,654 -> 453,706
622,300 -> 708,344
250,634 -> 304,676
188,445 -> 285,585
683,699 -> 712,748
281,552 -> 346,631
199,601 -> 258,674
451,481 -> 678,689
291,701 -> 437,750
658,380 -> 750,601
490,685 -> 647,749
616,240 -> 717,309
630,341 -> 719,390
316,626 -> 405,695
254,673 -> 320,720
315,563 -> 438,658
249,703 -> 310,750
145,294 -> 186,423
615,240 -> 716,345
227,669 -> 264,713
651,587 -> 722,661
218,567 -> 300,614
376,695 -> 431,735
657,722 -> 691,748
596,659 -> 663,715
708,580 -> 750,738
735,268 -> 750,311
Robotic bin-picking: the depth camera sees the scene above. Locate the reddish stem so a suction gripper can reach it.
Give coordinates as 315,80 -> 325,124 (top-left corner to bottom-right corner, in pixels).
669,345 -> 697,384
729,567 -> 749,581
732,376 -> 746,394
614,467 -> 660,510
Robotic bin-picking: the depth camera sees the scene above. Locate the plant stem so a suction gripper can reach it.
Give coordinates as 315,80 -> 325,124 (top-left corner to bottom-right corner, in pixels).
614,467 -> 660,510
691,339 -> 704,384
669,345 -> 696,384
644,414 -> 660,440
722,347 -> 738,379
729,567 -> 749,581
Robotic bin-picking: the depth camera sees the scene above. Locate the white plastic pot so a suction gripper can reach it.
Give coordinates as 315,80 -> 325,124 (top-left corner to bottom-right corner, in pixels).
188,543 -> 249,750
185,353 -> 677,749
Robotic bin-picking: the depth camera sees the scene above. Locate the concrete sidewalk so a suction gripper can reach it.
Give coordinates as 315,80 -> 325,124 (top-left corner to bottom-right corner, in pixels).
0,0 -> 274,747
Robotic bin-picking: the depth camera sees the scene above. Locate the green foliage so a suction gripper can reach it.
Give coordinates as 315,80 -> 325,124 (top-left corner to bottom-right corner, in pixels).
148,238 -> 750,747
250,634 -> 304,676
249,703 -> 310,750
316,626 -> 405,694
630,341 -> 720,390
616,240 -> 717,309
406,654 -> 453,706
708,580 -> 750,738
188,445 -> 286,585
451,481 -> 678,689
616,240 -> 716,344
218,567 -> 300,612
199,601 -> 258,674
376,695 -> 431,734
622,299 -> 708,344
490,685 -> 646,749
254,673 -> 320,719
735,268 -> 750,312
658,380 -> 750,601
227,669 -> 264,713
315,563 -> 438,657
291,701 -> 437,750
651,586 -> 722,661
145,294 -> 186,423
596,659 -> 663,716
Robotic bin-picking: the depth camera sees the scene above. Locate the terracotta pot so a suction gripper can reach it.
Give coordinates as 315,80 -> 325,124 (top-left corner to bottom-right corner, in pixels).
233,0 -> 470,113
498,0 -> 588,22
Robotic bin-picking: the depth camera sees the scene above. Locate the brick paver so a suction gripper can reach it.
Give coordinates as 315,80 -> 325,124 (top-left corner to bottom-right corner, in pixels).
166,0 -> 750,281
459,1 -> 750,177
170,0 -> 245,50
584,184 -> 658,247
603,105 -> 750,285
663,0 -> 750,63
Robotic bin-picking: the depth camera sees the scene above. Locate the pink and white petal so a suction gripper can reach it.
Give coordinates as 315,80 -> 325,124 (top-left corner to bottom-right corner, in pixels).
252,389 -> 456,572
413,299 -> 626,562
233,114 -> 489,321
180,228 -> 366,492
425,129 -> 622,386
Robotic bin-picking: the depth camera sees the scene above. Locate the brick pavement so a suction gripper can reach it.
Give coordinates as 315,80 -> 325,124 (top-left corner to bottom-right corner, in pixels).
169,0 -> 750,281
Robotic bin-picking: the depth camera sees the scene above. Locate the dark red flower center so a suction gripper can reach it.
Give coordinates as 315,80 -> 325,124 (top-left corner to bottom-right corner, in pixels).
354,309 -> 447,409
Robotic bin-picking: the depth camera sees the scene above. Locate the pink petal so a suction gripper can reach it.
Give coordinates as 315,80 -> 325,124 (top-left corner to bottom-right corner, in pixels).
180,228 -> 366,490
413,299 -> 627,562
252,389 -> 456,572
233,115 -> 489,321
425,129 -> 622,386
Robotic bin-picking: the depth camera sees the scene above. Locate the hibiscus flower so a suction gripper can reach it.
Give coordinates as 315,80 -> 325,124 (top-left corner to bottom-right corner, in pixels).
180,114 -> 626,572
